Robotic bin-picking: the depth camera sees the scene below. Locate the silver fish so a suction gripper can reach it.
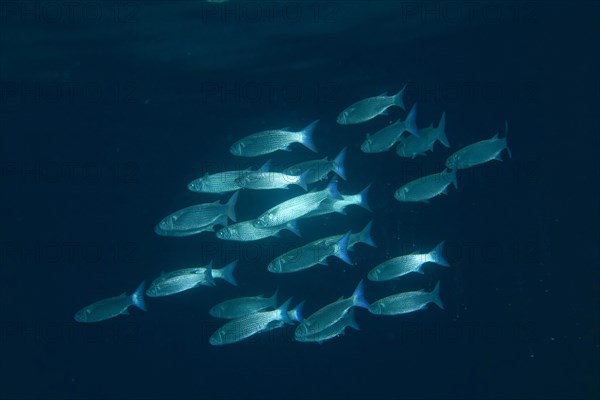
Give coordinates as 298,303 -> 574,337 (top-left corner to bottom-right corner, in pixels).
187,170 -> 246,194
446,122 -> 511,170
369,282 -> 444,315
216,219 -> 300,242
295,308 -> 359,344
394,169 -> 457,203
154,191 -> 238,236
295,280 -> 368,340
254,181 -> 341,228
209,299 -> 294,345
302,185 -> 371,219
74,281 -> 147,323
337,87 -> 406,125
209,289 -> 279,319
396,112 -> 450,158
267,231 -> 352,274
285,147 -> 347,184
367,241 -> 449,281
361,104 -> 419,153
234,161 -> 308,191
230,120 -> 318,157
146,260 -> 237,297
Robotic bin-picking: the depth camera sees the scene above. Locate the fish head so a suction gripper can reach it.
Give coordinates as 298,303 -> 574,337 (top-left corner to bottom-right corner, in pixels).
337,108 -> 353,124
209,330 -> 226,346
216,227 -> 233,240
157,215 -> 176,230
268,259 -> 283,273
145,284 -> 159,297
445,155 -> 458,170
254,213 -> 276,227
367,268 -> 380,281
368,302 -> 382,314
230,142 -> 243,156
360,139 -> 373,153
187,179 -> 204,192
74,307 -> 91,322
396,142 -> 408,157
394,186 -> 408,201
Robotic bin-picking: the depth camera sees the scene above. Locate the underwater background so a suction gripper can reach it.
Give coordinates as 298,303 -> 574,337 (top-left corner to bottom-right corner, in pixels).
0,1 -> 598,399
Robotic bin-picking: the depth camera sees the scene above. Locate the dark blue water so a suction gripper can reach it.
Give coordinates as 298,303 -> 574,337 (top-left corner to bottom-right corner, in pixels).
1,1 -> 598,399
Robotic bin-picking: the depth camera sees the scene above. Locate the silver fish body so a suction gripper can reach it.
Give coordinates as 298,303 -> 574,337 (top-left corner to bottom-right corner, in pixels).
154,192 -> 238,236
74,281 -> 147,323
267,231 -> 351,274
209,299 -> 293,345
295,309 -> 359,343
361,104 -> 419,153
216,219 -> 300,242
337,87 -> 406,125
368,241 -> 449,281
369,282 -> 444,315
396,112 -> 449,158
146,261 -> 237,297
302,185 -> 371,219
209,290 -> 279,319
446,123 -> 511,170
394,169 -> 457,203
254,181 -> 341,228
187,171 -> 246,194
230,120 -> 318,157
235,170 -> 307,191
294,281 -> 368,340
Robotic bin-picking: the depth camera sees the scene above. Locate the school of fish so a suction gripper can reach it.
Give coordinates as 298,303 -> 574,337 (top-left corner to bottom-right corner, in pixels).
74,86 -> 511,345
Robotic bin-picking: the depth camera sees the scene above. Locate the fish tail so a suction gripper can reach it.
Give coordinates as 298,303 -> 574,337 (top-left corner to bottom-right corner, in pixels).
225,191 -> 239,222
351,280 -> 369,309
333,147 -> 347,180
206,260 -> 216,286
430,281 -> 445,310
335,231 -> 353,265
296,170 -> 309,191
449,168 -> 458,190
269,288 -> 280,307
131,281 -> 148,312
326,179 -> 343,200
288,300 -> 305,323
285,219 -> 302,238
392,84 -> 406,111
300,119 -> 319,153
430,241 -> 450,268
404,103 -> 419,137
278,298 -> 294,325
358,220 -> 376,248
503,120 -> 512,158
356,184 -> 372,212
436,112 -> 450,148
218,260 -> 238,286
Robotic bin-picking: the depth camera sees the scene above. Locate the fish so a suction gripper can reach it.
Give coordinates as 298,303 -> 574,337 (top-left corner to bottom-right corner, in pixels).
254,180 -> 341,228
154,191 -> 238,236
301,185 -> 371,219
146,260 -> 237,297
74,281 -> 147,323
216,219 -> 300,242
229,120 -> 319,157
295,309 -> 359,344
360,104 -> 419,153
295,280 -> 368,340
337,86 -> 406,125
187,170 -> 247,194
209,289 -> 279,319
234,160 -> 308,191
284,147 -> 347,184
396,112 -> 450,158
267,231 -> 352,274
209,298 -> 294,345
446,121 -> 511,170
369,282 -> 444,315
367,241 -> 449,281
394,169 -> 458,203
